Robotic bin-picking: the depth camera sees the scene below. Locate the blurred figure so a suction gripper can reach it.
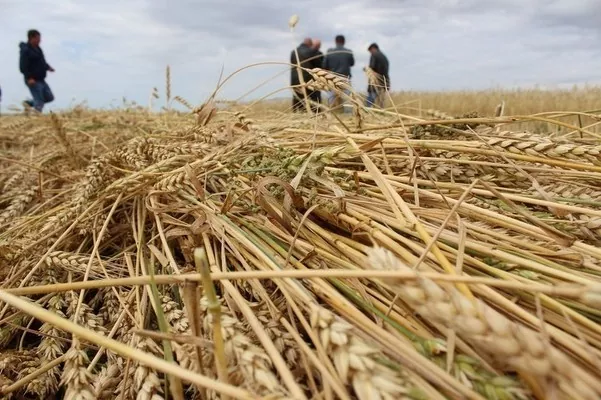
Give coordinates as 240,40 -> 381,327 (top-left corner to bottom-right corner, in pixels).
19,29 -> 55,113
311,39 -> 324,67
310,38 -> 324,107
323,34 -> 354,112
365,43 -> 389,108
290,37 -> 315,112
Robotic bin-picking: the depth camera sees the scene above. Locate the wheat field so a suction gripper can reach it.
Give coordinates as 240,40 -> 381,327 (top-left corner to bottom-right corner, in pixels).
0,66 -> 601,400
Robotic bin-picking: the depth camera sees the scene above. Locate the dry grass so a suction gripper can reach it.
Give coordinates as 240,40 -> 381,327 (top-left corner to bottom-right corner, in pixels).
388,86 -> 601,134
1,64 -> 601,400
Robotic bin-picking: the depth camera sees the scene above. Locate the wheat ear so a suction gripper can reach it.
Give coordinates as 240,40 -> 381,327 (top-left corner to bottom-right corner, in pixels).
310,304 -> 423,400
60,339 -> 96,400
200,297 -> 286,396
368,246 -> 601,400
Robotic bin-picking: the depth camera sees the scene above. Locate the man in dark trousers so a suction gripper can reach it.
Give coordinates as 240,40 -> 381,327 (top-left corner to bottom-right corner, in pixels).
323,34 -> 354,111
366,43 -> 389,108
19,29 -> 55,113
290,38 -> 316,112
309,39 -> 324,108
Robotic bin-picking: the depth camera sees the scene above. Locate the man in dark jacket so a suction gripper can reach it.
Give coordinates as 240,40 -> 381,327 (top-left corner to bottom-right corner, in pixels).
366,43 -> 389,108
290,38 -> 317,112
19,29 -> 55,112
309,39 -> 324,107
323,35 -> 354,111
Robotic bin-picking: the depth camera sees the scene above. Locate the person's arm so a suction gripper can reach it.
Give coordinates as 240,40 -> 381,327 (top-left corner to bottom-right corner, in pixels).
40,49 -> 54,72
369,54 -> 376,70
349,52 -> 355,67
20,49 -> 32,81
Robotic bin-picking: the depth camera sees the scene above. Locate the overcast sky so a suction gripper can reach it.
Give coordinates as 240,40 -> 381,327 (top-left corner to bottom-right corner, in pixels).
1,0 -> 601,111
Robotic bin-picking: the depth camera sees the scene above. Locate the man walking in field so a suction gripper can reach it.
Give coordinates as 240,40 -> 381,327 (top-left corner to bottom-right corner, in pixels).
19,29 -> 55,113
290,38 -> 317,112
365,43 -> 389,108
323,35 -> 354,112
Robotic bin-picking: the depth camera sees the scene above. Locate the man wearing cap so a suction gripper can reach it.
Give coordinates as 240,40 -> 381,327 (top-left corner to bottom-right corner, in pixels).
366,43 -> 389,108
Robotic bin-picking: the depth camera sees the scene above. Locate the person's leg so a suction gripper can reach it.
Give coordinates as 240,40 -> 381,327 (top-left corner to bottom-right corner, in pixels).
309,90 -> 320,113
341,88 -> 352,113
375,90 -> 385,108
292,89 -> 303,112
327,91 -> 337,107
366,90 -> 376,107
329,91 -> 344,113
28,82 -> 46,112
41,81 -> 55,105
294,89 -> 314,113
22,81 -> 35,109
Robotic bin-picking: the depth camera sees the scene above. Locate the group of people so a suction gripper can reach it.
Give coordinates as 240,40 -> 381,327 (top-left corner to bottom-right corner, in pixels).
289,34 -> 390,113
5,30 -> 388,115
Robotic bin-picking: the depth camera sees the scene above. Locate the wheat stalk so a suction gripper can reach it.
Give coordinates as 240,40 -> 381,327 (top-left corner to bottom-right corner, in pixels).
166,65 -> 172,108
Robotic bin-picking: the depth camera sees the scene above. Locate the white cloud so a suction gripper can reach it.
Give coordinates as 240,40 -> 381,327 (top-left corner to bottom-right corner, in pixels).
1,0 -> 601,111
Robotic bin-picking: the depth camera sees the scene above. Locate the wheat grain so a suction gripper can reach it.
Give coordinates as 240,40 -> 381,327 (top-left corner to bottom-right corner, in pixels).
134,340 -> 164,400
173,96 -> 193,110
310,304 -> 422,400
200,297 -> 286,396
93,363 -> 121,399
60,341 -> 96,400
306,68 -> 350,93
0,187 -> 38,226
368,246 -> 601,400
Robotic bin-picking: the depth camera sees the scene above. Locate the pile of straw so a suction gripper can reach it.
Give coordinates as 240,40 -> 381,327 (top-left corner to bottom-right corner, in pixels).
1,79 -> 601,400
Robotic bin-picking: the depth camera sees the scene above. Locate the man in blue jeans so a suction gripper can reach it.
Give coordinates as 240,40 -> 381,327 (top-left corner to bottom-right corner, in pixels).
19,29 -> 55,112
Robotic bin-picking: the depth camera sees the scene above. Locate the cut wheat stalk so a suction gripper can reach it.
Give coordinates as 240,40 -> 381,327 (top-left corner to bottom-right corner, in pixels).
2,61 -> 601,400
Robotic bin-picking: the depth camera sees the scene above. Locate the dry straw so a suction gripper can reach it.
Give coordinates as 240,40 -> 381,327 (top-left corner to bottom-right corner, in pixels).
1,48 -> 601,400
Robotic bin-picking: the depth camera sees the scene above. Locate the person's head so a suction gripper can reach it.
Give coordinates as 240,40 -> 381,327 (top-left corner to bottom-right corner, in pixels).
312,38 -> 321,50
303,37 -> 313,47
335,35 -> 345,46
27,29 -> 41,46
368,43 -> 379,54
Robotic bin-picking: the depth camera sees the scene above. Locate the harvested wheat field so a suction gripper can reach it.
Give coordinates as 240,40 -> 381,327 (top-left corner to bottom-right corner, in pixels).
1,71 -> 601,400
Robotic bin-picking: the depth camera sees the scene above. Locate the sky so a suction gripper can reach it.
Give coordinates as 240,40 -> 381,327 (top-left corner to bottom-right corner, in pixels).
1,0 -> 601,111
